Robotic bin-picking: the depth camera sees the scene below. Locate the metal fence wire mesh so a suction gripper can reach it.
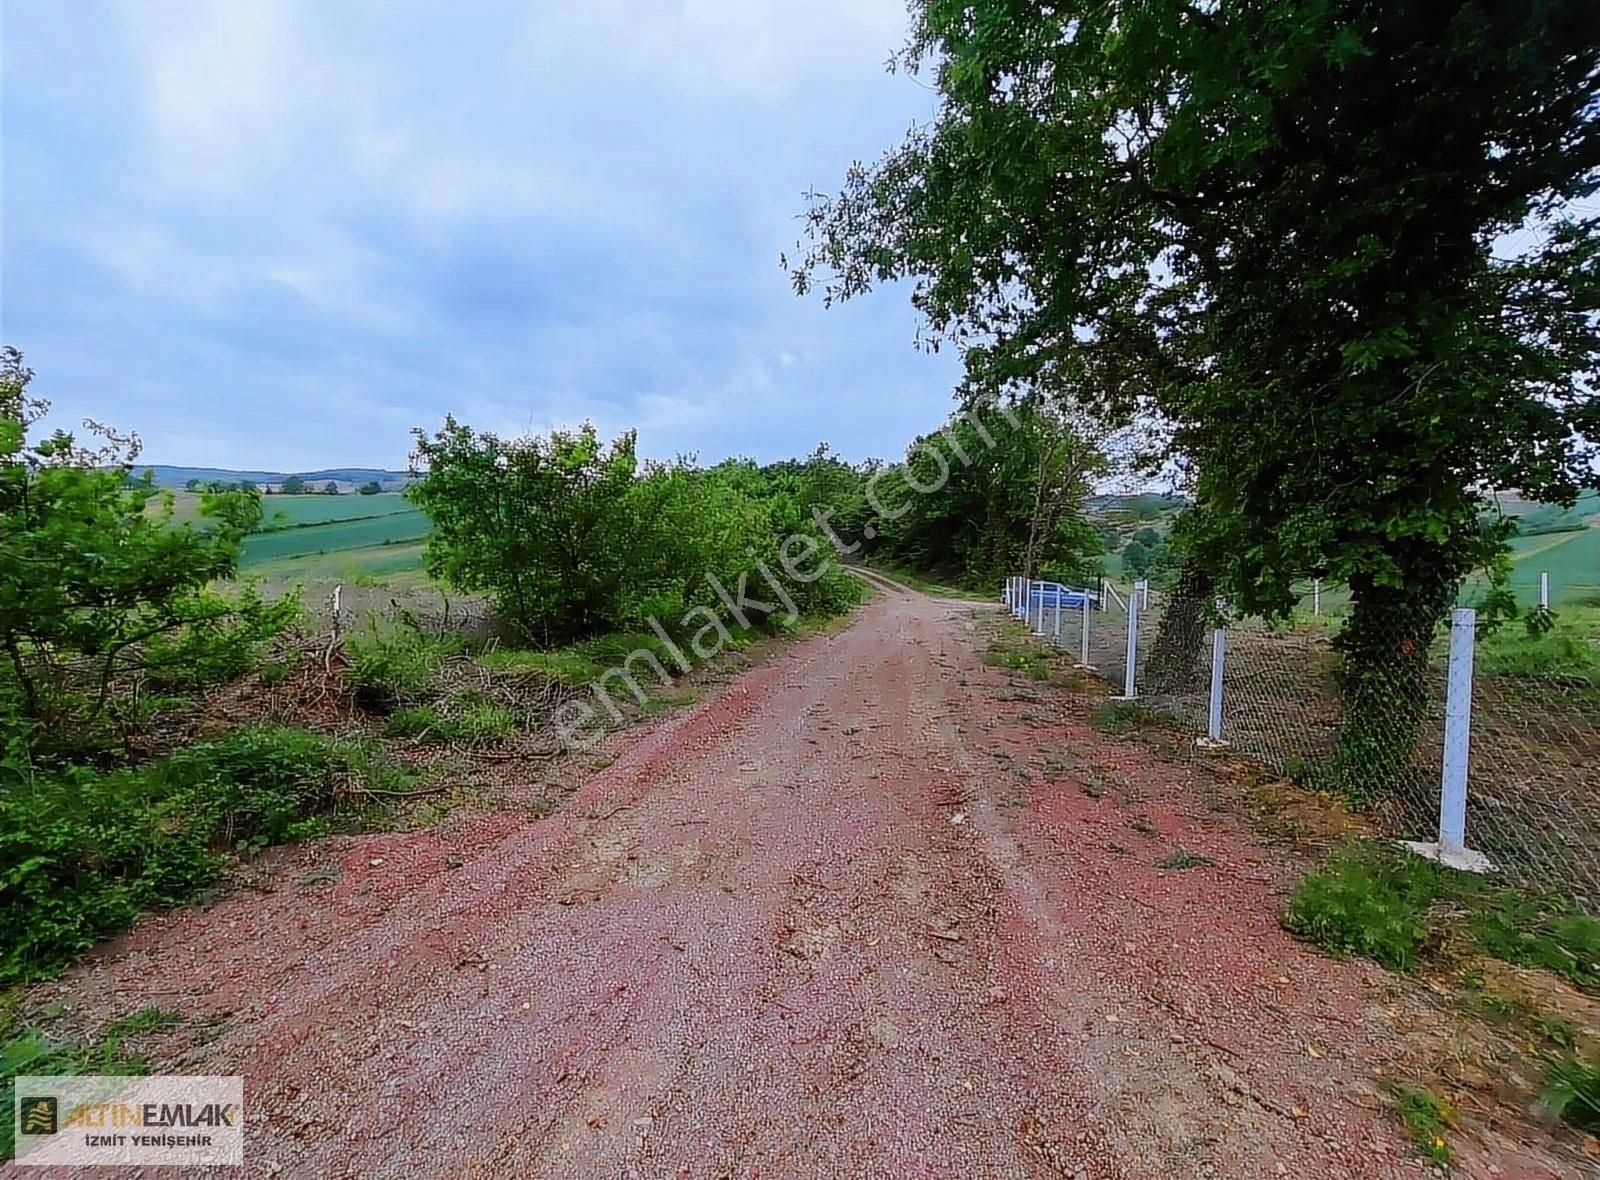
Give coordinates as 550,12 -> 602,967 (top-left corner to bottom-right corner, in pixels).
1009,576 -> 1600,909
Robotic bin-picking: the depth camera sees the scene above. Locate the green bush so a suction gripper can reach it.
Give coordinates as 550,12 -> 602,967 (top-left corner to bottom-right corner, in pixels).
1,350 -> 292,746
407,420 -> 867,647
0,726 -> 401,982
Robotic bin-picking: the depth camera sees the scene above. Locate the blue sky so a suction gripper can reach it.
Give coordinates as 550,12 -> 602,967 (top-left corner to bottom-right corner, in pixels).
1,1 -> 960,471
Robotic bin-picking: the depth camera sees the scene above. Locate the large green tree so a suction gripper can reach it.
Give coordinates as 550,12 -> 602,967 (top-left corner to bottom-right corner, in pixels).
872,404 -> 1105,586
794,1 -> 1600,795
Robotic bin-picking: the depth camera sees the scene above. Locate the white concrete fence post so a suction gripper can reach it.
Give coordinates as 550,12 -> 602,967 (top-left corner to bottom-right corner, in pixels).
1540,571 -> 1550,610
1403,607 -> 1495,873
1079,589 -> 1092,666
1312,578 -> 1321,616
1116,581 -> 1140,699
1196,622 -> 1229,749
1053,586 -> 1062,641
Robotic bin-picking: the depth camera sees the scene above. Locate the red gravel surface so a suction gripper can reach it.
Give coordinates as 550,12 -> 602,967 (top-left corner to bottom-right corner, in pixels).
30,587 -> 1551,1178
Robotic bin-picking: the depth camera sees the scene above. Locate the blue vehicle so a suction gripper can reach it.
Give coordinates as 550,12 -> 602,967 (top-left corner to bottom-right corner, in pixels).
1028,581 -> 1096,611
1006,578 -> 1098,614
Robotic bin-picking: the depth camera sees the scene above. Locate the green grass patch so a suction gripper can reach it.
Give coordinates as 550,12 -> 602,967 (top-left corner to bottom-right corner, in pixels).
1155,848 -> 1215,871
1475,604 -> 1600,695
346,622 -> 464,706
0,726 -> 413,983
1091,700 -> 1143,736
255,492 -> 416,530
2,1007 -> 182,1158
240,509 -> 429,567
480,630 -> 692,687
1383,1081 -> 1455,1165
248,540 -> 428,581
1286,842 -> 1600,989
983,640 -> 1051,680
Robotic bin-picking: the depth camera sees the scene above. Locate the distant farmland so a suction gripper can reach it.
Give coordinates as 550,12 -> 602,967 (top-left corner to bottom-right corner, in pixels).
236,492 -> 429,578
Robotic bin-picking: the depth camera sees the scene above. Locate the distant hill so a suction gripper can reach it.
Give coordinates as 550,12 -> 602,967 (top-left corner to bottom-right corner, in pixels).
139,465 -> 411,492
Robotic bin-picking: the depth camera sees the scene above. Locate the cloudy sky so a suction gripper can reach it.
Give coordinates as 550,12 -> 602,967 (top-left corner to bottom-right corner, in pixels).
1,1 -> 960,471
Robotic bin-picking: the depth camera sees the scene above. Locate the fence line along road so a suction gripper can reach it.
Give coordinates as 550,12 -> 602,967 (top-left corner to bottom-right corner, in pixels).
1004,575 -> 1600,908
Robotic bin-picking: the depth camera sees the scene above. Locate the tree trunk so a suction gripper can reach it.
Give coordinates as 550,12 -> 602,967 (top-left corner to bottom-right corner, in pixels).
1143,560 -> 1213,694
1327,570 -> 1451,807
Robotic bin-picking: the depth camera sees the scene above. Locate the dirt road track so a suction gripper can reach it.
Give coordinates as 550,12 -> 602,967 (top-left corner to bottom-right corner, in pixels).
41,589 -> 1551,1178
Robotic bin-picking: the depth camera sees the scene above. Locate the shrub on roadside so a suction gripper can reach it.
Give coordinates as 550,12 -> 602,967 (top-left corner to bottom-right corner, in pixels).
346,621 -> 461,706
1,350 -> 292,753
1544,1053 -> 1600,1131
407,420 -> 867,647
0,726 -> 406,983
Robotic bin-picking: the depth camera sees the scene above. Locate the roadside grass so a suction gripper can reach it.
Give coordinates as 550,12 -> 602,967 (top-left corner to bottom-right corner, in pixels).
984,634 -> 1052,680
478,630 -> 694,687
866,561 -> 992,600
1091,700 -> 1143,736
0,726 -> 415,985
1,1006 -> 182,1158
1288,841 -> 1600,1140
346,621 -> 467,705
1284,842 -> 1600,989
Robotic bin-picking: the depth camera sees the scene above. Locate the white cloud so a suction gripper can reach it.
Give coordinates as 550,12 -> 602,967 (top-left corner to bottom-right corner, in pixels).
118,0 -> 306,190
521,0 -> 909,100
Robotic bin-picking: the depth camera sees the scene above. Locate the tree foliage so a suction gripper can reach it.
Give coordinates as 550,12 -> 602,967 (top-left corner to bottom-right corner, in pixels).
793,0 -> 1600,795
407,419 -> 863,645
869,403 -> 1105,586
0,349 -> 294,759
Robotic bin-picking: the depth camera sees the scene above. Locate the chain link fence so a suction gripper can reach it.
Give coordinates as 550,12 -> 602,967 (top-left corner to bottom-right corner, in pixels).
1004,576 -> 1600,908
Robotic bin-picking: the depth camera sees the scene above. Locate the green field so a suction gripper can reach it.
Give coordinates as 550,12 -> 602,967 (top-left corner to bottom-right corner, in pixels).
240,503 -> 429,571
258,492 -> 416,528
1506,524 -> 1600,605
245,540 -> 429,581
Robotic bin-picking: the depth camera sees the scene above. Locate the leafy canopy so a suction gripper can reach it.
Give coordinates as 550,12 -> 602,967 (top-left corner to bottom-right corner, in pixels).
793,0 -> 1600,617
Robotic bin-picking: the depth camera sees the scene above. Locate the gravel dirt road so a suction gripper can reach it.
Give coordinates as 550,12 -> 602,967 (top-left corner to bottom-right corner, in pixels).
36,585 -> 1562,1178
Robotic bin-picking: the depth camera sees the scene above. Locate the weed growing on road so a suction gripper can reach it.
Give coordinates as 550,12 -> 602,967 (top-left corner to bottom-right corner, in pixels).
1155,849 -> 1215,871
983,640 -> 1050,680
1384,1081 -> 1454,1165
1091,701 -> 1142,736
